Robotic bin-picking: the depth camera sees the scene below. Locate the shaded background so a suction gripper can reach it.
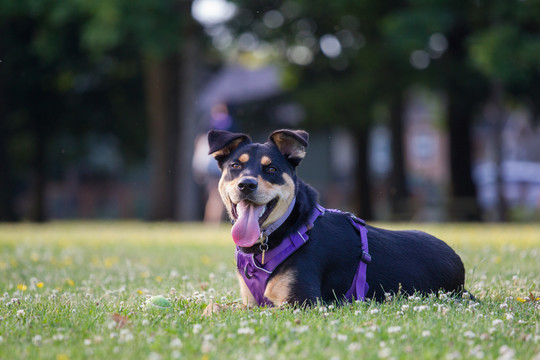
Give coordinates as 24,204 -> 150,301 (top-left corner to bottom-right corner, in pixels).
1,0 -> 540,223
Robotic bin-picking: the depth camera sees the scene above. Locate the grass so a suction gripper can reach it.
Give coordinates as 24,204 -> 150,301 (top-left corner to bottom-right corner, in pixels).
0,221 -> 538,360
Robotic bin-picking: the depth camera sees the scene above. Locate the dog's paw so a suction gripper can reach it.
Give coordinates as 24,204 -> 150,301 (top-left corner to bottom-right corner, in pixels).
202,303 -> 226,316
202,303 -> 248,316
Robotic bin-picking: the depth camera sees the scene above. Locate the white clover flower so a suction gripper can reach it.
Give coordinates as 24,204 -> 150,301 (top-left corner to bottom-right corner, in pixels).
348,342 -> 362,351
378,347 -> 391,358
413,305 -> 428,312
201,340 -> 215,354
52,334 -> 64,341
446,351 -> 461,360
422,330 -> 431,337
370,309 -> 379,314
464,331 -> 476,338
500,303 -> 508,310
498,345 -> 515,360
401,305 -> 410,311
492,319 -> 504,326
336,334 -> 348,342
505,313 -> 514,320
388,326 -> 402,334
237,327 -> 254,335
294,325 -> 309,333
193,324 -> 202,334
119,329 -> 134,343
16,309 -> 25,317
32,335 -> 42,345
84,339 -> 92,346
170,338 -> 183,349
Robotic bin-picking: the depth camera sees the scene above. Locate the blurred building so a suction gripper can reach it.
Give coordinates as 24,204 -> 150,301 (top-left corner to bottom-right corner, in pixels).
473,108 -> 540,220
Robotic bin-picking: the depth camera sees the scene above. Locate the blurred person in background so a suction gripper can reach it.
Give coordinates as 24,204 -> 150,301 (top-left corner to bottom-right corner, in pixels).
192,103 -> 235,223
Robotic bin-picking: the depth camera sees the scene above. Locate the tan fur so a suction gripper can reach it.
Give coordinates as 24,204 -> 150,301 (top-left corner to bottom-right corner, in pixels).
264,270 -> 296,306
260,173 -> 295,228
239,153 -> 250,163
219,171 -> 295,228
211,138 -> 245,158
272,134 -> 306,160
261,156 -> 272,166
236,271 -> 257,306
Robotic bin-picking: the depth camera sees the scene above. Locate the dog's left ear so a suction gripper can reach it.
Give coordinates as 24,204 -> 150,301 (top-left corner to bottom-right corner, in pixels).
208,129 -> 252,168
269,129 -> 309,168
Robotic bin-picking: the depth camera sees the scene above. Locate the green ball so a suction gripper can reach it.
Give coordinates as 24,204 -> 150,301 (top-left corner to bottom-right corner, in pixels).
146,295 -> 171,309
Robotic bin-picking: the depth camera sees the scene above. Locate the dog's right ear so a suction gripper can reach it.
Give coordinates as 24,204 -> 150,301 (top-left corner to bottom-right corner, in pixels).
208,130 -> 251,168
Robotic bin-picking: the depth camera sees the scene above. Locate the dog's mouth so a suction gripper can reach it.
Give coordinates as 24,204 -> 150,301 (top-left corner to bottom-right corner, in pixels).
231,198 -> 278,248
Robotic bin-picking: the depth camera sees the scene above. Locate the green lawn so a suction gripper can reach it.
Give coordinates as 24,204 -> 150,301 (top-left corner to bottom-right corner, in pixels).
0,222 -> 538,360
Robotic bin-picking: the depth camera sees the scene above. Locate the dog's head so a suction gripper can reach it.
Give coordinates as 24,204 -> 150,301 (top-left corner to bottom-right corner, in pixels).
208,129 -> 309,248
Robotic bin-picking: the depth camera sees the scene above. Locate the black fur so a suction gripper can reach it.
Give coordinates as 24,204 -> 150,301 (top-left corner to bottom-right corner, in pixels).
208,129 -> 468,304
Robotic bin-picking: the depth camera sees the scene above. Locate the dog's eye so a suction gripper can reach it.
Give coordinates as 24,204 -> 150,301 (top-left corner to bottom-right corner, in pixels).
266,166 -> 278,173
230,162 -> 242,170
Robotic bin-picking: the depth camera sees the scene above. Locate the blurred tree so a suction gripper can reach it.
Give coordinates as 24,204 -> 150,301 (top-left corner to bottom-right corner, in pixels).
225,0 -> 415,219
224,0 -> 537,221
381,0 -> 540,221
380,0 -> 491,220
0,0 -> 200,221
468,0 -> 540,221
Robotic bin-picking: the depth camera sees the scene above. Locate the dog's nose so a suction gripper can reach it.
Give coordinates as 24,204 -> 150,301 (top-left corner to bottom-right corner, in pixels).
237,178 -> 258,194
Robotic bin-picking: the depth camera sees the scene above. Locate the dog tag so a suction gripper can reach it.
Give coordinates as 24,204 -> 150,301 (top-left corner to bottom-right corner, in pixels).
259,238 -> 269,265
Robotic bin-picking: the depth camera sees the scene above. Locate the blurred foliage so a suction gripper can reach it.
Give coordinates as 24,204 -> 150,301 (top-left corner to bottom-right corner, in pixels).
0,0 -> 192,176
2,0 -> 540,220
226,0 -> 540,123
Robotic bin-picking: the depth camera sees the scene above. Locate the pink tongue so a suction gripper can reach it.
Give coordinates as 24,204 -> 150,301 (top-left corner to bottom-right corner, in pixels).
232,200 -> 265,247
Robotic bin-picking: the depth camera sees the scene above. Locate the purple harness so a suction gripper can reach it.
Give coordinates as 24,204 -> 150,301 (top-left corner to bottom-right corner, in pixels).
236,204 -> 371,306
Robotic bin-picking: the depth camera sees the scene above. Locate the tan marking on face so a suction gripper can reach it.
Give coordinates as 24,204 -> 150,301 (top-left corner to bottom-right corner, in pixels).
264,269 -> 296,306
236,271 -> 257,306
218,175 -> 240,218
239,153 -> 250,163
260,173 -> 295,228
218,172 -> 295,226
261,156 -> 272,166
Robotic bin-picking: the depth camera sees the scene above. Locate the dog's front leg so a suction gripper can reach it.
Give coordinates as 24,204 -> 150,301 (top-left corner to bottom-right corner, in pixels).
236,271 -> 257,307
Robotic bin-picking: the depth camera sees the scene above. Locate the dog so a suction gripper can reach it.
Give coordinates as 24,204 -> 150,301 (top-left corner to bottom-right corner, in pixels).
207,129 -> 468,307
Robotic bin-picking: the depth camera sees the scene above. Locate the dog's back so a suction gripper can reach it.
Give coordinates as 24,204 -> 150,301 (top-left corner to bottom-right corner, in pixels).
364,226 -> 465,300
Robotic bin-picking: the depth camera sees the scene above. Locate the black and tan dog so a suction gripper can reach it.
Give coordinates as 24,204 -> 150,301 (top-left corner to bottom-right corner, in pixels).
207,129 -> 467,307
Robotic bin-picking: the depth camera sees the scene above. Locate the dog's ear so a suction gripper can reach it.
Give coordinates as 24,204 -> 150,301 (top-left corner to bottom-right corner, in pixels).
269,129 -> 309,168
208,130 -> 251,168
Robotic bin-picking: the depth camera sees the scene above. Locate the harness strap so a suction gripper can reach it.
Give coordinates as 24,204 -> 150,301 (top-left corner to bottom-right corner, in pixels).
324,209 -> 370,302
237,204 -> 370,306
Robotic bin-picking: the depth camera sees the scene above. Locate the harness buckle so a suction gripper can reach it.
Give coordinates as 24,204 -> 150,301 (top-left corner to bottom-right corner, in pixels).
361,251 -> 371,264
